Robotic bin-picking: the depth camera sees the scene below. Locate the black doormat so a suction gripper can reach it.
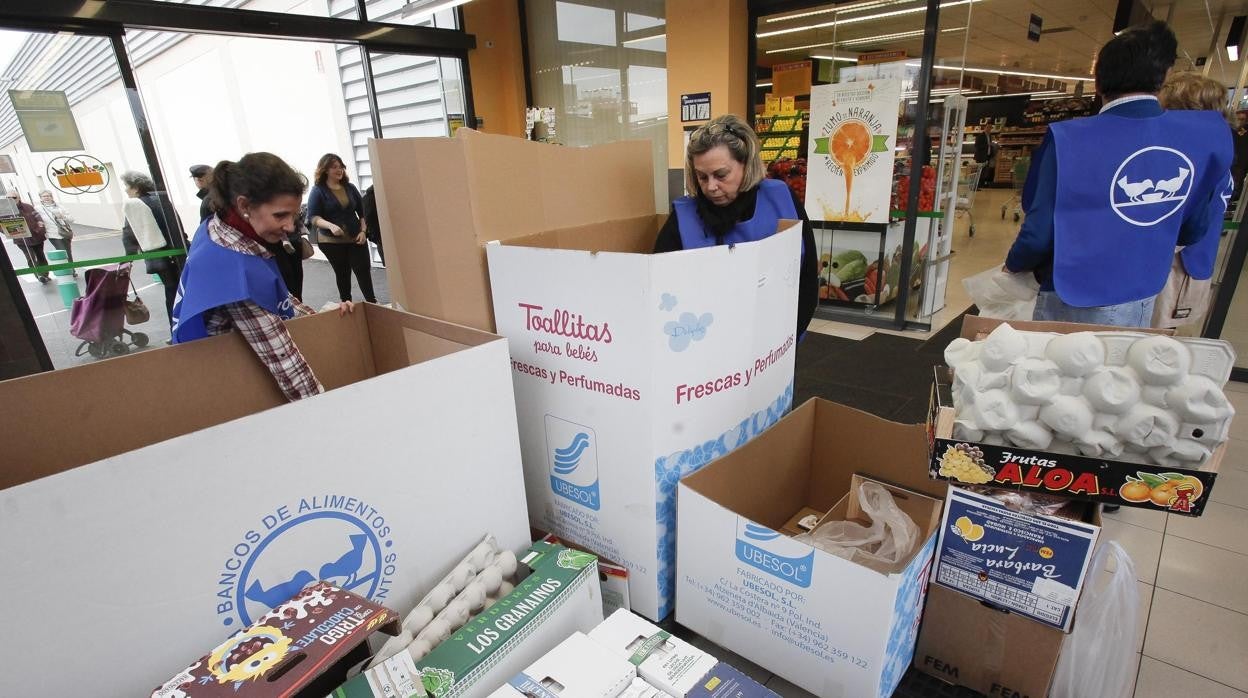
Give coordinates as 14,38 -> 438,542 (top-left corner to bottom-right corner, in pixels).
794,307 -> 972,425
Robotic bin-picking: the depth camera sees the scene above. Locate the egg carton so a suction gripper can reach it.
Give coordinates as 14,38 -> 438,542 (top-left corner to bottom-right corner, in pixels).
369,535 -> 520,668
944,323 -> 1237,471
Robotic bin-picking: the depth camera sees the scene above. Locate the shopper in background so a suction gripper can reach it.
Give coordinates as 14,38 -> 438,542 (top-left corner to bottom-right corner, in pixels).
121,171 -> 187,330
173,152 -> 352,401
36,190 -> 76,275
362,184 -> 384,266
974,123 -> 996,187
653,114 -> 818,338
1152,73 -> 1235,332
1004,21 -> 1233,327
7,191 -> 49,283
307,153 -> 376,303
190,164 -> 213,222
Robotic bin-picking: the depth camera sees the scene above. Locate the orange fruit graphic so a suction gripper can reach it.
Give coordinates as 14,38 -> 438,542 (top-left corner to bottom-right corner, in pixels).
1120,480 -> 1151,503
831,120 -> 872,168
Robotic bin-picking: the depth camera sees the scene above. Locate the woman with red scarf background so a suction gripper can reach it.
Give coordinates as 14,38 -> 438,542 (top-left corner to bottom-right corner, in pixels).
171,152 -> 351,401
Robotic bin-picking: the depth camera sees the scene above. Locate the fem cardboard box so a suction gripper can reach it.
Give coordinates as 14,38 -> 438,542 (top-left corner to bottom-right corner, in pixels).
486,220 -> 802,621
0,305 -> 531,697
676,399 -> 947,698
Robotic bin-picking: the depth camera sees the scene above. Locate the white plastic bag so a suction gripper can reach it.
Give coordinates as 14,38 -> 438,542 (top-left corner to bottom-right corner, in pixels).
1051,541 -> 1141,698
794,482 -> 919,568
963,266 -> 1039,320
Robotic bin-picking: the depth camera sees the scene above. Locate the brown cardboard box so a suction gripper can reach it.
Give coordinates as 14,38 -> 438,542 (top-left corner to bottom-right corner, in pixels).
779,506 -> 825,537
929,314 -> 1227,516
368,129 -> 656,332
914,584 -> 1064,698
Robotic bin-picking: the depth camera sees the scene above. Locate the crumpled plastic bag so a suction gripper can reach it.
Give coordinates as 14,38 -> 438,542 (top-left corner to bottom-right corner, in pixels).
795,482 -> 919,568
963,267 -> 1039,320
1051,542 -> 1141,698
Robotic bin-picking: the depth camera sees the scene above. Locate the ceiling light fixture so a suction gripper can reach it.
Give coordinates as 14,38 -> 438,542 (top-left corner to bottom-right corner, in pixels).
1228,16 -> 1246,62
399,0 -> 472,21
622,32 -> 665,46
911,62 -> 1091,82
757,0 -> 982,39
757,81 -> 773,87
766,0 -> 914,23
810,54 -> 860,63
767,25 -> 965,54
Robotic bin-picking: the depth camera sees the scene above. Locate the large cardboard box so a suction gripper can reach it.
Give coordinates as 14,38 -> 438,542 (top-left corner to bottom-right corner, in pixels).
486,220 -> 803,620
913,584 -> 1064,698
368,129 -> 656,332
676,399 -> 948,698
0,305 -> 531,697
929,315 -> 1229,515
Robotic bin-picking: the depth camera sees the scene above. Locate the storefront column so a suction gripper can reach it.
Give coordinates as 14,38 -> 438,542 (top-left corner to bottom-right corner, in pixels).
462,0 -> 527,137
665,0 -> 749,200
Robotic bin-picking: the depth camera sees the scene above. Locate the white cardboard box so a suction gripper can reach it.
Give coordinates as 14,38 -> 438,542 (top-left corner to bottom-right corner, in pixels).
676,399 -> 947,698
487,223 -> 801,620
487,632 -> 636,698
0,306 -> 532,697
588,609 -> 718,696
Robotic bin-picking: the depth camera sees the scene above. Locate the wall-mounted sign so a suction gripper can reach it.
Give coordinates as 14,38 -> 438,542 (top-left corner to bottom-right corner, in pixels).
857,50 -> 908,65
806,79 -> 902,224
47,154 -> 109,195
8,90 -> 84,153
680,92 -> 711,122
1028,14 -> 1043,42
772,61 -> 813,98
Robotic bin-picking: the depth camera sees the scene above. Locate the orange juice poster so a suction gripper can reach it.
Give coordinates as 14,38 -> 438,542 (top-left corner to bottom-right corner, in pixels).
806,78 -> 901,223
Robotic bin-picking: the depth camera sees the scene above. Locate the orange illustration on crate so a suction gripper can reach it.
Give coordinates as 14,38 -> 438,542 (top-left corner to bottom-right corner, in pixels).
1119,472 -> 1204,511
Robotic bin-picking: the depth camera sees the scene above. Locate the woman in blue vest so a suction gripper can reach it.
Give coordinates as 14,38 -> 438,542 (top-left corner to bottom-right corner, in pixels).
1004,21 -> 1233,327
653,114 -> 818,337
172,152 -> 351,402
1153,73 -> 1235,331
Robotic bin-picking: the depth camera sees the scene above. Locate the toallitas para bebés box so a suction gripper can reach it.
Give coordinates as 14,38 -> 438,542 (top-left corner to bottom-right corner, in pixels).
486,216 -> 802,621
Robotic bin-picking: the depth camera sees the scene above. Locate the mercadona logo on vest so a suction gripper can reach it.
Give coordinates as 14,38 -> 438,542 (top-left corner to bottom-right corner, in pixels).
735,518 -> 815,588
213,495 -> 397,628
1110,146 -> 1195,226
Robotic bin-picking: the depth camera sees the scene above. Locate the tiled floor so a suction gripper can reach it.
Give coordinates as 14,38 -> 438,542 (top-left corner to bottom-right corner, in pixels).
792,190 -> 1248,697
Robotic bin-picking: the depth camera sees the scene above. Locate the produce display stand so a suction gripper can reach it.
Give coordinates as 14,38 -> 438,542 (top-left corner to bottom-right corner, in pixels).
756,109 -> 808,164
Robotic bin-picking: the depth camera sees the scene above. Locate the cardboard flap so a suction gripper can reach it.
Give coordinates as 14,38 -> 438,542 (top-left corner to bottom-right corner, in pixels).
501,215 -> 664,255
0,307 -> 503,490
959,314 -> 1173,340
460,129 -> 656,241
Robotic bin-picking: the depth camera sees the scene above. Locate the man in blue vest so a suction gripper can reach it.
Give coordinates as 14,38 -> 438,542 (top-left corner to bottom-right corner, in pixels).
1004,21 -> 1233,327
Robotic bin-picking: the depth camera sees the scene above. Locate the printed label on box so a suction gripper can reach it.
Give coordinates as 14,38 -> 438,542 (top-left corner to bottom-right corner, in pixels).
934,487 -> 1099,631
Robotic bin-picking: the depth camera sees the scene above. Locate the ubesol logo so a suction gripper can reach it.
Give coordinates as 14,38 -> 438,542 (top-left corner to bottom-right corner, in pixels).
214,495 -> 397,628
735,519 -> 814,588
545,414 -> 601,511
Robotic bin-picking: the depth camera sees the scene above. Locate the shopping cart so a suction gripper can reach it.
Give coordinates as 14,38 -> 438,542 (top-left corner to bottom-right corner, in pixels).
956,160 -> 986,237
1001,154 -> 1032,223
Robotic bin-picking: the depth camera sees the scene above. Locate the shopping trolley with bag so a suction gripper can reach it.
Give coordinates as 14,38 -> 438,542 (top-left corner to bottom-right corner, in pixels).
69,262 -> 150,358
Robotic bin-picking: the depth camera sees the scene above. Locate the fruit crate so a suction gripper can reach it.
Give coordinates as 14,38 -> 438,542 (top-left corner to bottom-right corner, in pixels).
756,111 -> 808,164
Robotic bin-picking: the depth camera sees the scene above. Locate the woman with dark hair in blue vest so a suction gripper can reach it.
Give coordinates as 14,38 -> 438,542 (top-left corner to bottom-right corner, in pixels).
172,152 -> 353,402
1004,21 -> 1233,327
653,114 -> 818,338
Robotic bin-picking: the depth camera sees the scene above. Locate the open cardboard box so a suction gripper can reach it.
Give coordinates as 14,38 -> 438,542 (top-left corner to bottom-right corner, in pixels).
368,129 -> 656,333
0,305 -> 532,696
676,398 -> 947,698
928,315 -> 1227,516
486,215 -> 803,621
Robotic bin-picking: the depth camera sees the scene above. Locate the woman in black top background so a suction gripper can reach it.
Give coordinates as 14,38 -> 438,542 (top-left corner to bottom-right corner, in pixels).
306,153 -> 376,303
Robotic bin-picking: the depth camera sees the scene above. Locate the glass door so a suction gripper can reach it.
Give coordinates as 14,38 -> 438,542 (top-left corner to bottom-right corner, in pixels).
0,27 -> 183,366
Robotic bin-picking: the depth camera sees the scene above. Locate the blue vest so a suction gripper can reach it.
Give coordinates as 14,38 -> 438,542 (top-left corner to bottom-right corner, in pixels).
1180,171 -> 1233,280
1049,110 -> 1233,306
674,178 -> 798,249
171,218 -> 294,343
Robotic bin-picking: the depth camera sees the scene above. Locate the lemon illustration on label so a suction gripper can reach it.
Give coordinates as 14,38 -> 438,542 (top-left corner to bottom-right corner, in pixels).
1039,546 -> 1054,559
953,516 -> 985,542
